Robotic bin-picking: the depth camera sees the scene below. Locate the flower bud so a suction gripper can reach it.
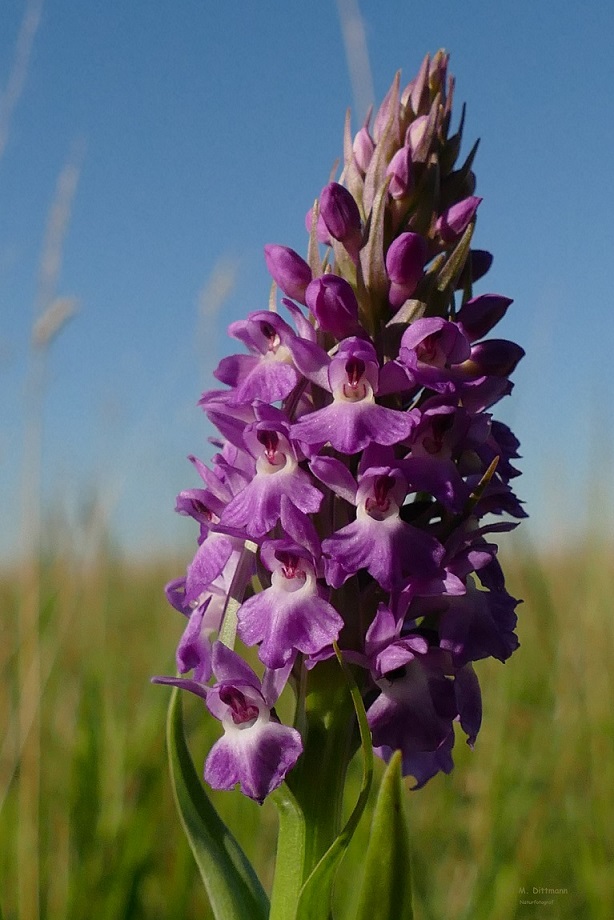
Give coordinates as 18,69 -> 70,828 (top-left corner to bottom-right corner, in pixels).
264,244 -> 312,304
469,249 -> 493,282
456,294 -> 513,342
436,196 -> 482,243
405,115 -> 428,154
463,339 -> 525,377
305,274 -> 361,339
353,116 -> 375,173
319,183 -> 363,259
385,232 -> 428,307
386,146 -> 413,199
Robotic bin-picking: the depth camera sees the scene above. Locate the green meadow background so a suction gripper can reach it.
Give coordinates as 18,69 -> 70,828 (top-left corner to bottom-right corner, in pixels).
2,534 -> 613,919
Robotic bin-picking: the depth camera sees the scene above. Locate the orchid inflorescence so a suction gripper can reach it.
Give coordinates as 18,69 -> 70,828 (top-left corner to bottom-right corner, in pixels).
154,50 -> 525,807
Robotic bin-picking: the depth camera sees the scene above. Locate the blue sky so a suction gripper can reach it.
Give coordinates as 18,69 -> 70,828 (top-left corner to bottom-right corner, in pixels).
2,0 -> 613,562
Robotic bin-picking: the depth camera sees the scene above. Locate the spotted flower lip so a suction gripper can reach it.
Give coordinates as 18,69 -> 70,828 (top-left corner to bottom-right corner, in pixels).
237,539 -> 344,668
290,338 -> 416,454
154,644 -> 302,803
221,419 -> 323,537
320,464 -> 446,591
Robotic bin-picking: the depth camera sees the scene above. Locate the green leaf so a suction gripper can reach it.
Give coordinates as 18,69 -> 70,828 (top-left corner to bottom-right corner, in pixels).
166,687 -> 269,920
269,783 -> 306,920
294,645 -> 374,920
353,751 -> 414,920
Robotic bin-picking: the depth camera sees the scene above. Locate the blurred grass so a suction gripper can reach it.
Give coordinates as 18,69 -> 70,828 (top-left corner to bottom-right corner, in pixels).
1,538 -> 613,919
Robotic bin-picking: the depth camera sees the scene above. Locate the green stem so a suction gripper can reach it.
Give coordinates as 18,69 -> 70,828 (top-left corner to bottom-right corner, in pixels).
286,658 -> 358,879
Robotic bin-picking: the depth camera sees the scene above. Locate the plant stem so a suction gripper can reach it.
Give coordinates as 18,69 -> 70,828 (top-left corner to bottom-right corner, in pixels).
286,658 -> 357,879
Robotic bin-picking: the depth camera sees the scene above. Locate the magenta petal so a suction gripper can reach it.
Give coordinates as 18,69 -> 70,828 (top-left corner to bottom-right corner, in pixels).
222,468 -> 322,537
455,664 -> 482,747
211,641 -> 261,687
176,603 -> 214,682
309,455 -> 358,504
238,587 -> 343,668
204,719 -> 303,803
234,361 -> 299,406
292,401 -> 414,455
185,534 -> 234,602
280,496 -> 321,558
214,353 -> 259,387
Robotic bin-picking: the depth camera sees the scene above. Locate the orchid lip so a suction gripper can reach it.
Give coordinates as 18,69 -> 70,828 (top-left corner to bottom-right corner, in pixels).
260,321 -> 281,350
255,429 -> 292,473
360,474 -> 400,521
336,366 -> 373,402
271,564 -> 314,595
219,686 -> 262,726
256,453 -> 289,474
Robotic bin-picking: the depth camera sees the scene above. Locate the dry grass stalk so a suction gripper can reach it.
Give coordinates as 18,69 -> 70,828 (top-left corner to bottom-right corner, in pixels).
16,145 -> 81,920
0,0 -> 44,163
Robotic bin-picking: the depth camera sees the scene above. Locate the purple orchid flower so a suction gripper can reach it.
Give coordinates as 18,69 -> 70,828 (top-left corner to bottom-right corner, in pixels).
237,540 -> 343,668
212,310 -> 304,407
395,316 -> 472,394
316,460 -> 445,591
221,415 -> 322,537
290,338 -> 416,454
154,643 -> 302,803
366,645 -> 482,787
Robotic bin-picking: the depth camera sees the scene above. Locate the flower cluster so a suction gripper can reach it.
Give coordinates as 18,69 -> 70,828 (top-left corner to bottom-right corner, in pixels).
155,52 -> 525,803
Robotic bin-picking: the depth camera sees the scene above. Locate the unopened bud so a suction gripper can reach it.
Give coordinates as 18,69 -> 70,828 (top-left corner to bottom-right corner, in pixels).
463,339 -> 525,377
319,183 -> 363,259
456,294 -> 513,342
436,196 -> 482,243
305,274 -> 361,338
264,244 -> 313,304
385,232 -> 428,307
386,146 -> 413,200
